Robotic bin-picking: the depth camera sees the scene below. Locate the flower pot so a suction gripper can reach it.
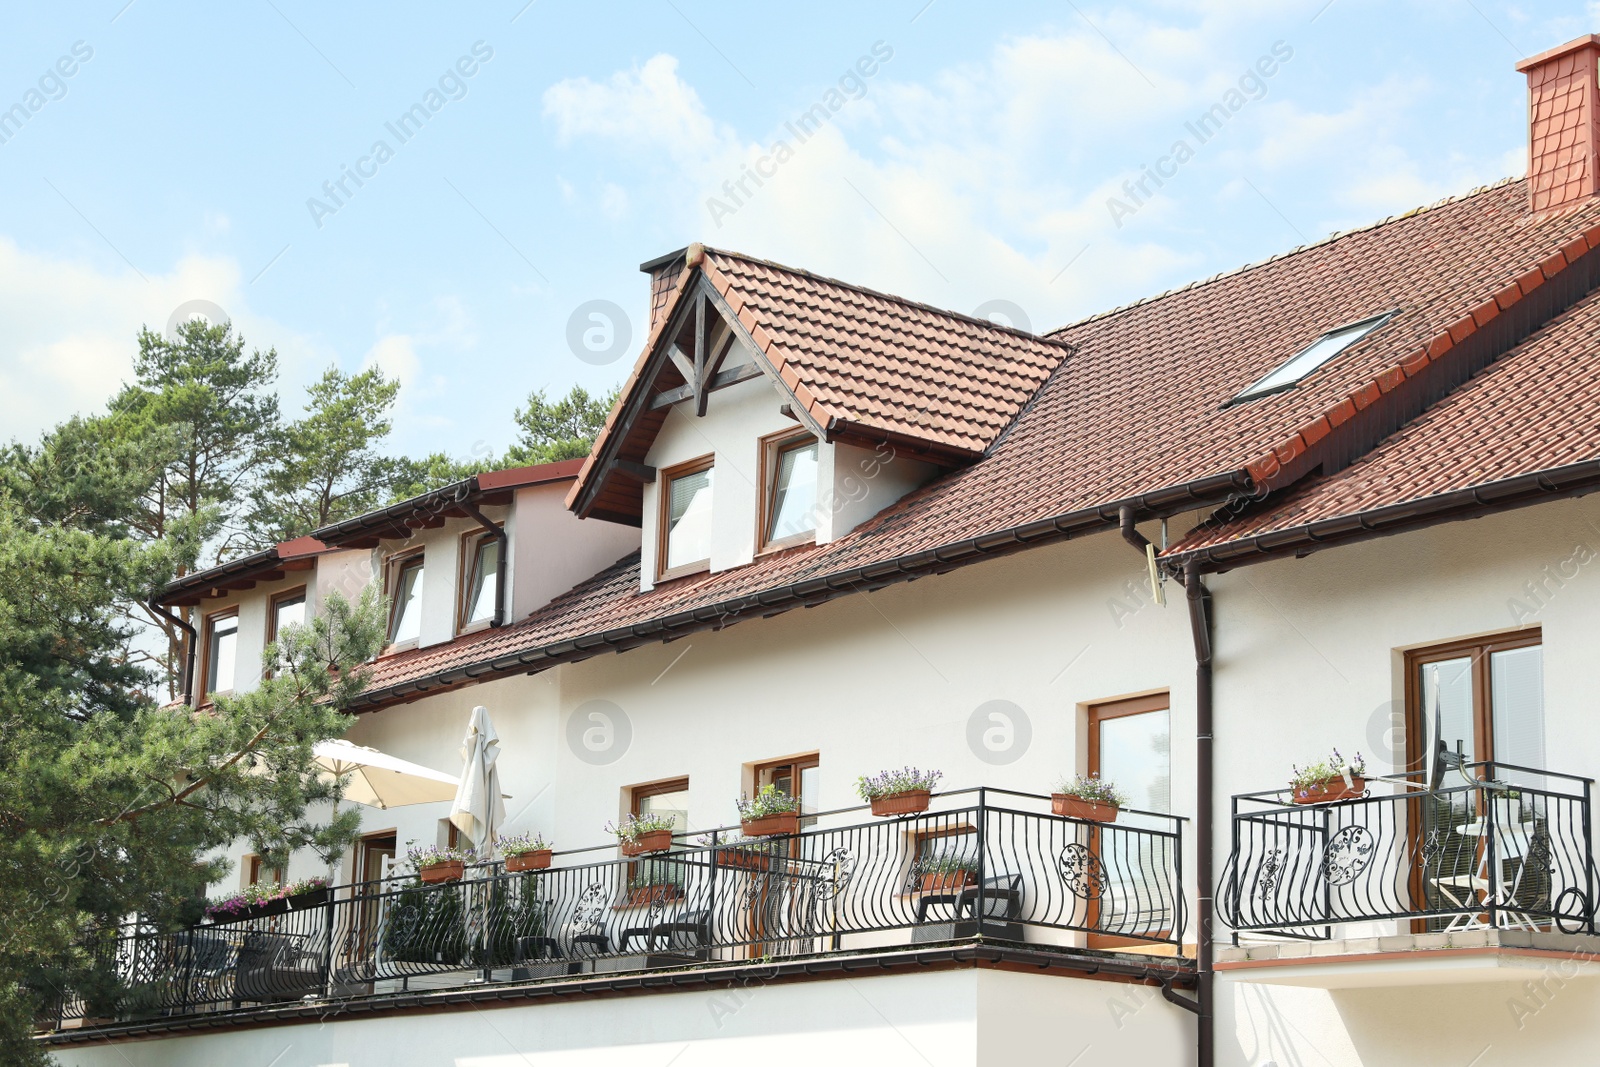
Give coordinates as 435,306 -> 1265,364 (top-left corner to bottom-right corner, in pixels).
1292,777 -> 1365,805
285,887 -> 330,911
1052,794 -> 1120,823
715,847 -> 771,871
505,849 -> 552,872
419,860 -> 466,884
870,790 -> 931,816
626,884 -> 682,907
620,830 -> 673,856
919,870 -> 975,893
740,811 -> 800,837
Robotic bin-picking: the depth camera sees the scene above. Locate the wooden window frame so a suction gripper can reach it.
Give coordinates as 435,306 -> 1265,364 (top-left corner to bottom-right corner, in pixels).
657,455 -> 715,581
1402,628 -> 1542,778
383,548 -> 426,649
757,430 -> 820,553
1086,691 -> 1171,949
199,607 -> 239,702
264,586 -> 307,678
456,527 -> 502,635
629,776 -> 691,818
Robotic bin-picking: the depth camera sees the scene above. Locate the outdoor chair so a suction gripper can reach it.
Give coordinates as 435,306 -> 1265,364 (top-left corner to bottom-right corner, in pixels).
618,908 -> 712,958
512,935 -> 582,978
915,874 -> 1024,924
233,931 -> 322,1004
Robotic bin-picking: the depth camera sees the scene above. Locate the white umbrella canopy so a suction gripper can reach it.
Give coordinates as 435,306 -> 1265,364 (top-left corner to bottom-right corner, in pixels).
450,706 -> 506,852
312,739 -> 460,809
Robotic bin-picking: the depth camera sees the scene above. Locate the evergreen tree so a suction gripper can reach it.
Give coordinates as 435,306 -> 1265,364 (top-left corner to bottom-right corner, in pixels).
502,384 -> 618,466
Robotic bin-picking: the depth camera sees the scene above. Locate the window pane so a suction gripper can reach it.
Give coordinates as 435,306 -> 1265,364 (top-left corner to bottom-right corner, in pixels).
1098,709 -> 1171,813
466,539 -> 499,624
799,765 -> 820,816
1420,656 -> 1476,771
665,467 -> 714,570
206,615 -> 238,693
390,560 -> 424,643
274,594 -> 306,635
637,788 -> 689,833
1238,317 -> 1388,399
768,441 -> 819,542
1491,645 -> 1545,773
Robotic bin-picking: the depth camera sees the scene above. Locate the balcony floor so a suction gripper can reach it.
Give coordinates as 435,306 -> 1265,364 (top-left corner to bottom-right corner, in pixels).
1216,928 -> 1600,988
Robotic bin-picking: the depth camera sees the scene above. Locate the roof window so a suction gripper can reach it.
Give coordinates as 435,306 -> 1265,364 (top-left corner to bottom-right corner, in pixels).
1231,312 -> 1394,403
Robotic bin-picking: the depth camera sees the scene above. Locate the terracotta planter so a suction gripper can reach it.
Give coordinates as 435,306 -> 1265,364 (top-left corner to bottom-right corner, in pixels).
870,790 -> 931,817
715,847 -> 771,871
919,870 -> 975,893
505,850 -> 552,872
1292,777 -> 1366,805
419,860 -> 466,884
620,830 -> 673,856
625,884 -> 683,907
740,811 -> 800,837
1052,794 -> 1120,823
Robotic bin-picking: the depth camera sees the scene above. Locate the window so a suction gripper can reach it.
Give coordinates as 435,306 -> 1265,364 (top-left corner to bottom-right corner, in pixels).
630,778 -> 690,889
761,434 -> 819,549
266,588 -> 306,675
1230,312 -> 1395,403
202,610 -> 238,697
243,854 -> 283,888
659,456 -> 714,579
460,532 -> 500,630
1087,693 -> 1173,946
387,553 -> 425,645
755,755 -> 819,822
1405,631 -> 1544,780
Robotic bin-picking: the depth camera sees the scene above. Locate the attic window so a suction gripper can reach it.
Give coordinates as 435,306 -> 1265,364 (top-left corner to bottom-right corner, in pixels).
1231,312 -> 1395,403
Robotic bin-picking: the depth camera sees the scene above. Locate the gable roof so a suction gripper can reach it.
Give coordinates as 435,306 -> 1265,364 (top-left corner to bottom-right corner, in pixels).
344,179 -> 1600,710
567,244 -> 1071,523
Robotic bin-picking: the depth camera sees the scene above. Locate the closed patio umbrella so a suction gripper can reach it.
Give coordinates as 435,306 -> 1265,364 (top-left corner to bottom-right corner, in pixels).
450,706 -> 506,853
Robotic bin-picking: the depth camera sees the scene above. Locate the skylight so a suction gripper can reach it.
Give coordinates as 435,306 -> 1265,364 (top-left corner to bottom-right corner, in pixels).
1232,312 -> 1395,403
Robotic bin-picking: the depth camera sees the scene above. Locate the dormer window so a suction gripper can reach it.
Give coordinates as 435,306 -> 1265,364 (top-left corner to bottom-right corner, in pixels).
659,456 -> 714,580
1230,312 -> 1395,404
761,433 -> 819,550
461,532 -> 500,630
387,552 -> 425,645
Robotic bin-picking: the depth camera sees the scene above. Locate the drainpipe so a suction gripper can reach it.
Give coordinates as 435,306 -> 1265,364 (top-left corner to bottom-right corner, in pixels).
148,599 -> 198,706
459,496 -> 508,628
1185,561 -> 1215,1067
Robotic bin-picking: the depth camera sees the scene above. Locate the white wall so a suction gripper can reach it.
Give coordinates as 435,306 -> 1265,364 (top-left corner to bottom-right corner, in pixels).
510,481 -> 638,620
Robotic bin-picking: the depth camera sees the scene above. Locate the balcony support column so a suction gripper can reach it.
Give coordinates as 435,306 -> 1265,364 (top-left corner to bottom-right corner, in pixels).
1185,561 -> 1214,1067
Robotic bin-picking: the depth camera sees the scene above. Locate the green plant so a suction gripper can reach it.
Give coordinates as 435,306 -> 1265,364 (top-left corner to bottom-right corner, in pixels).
494,831 -> 551,857
736,783 -> 800,820
629,863 -> 687,890
1052,773 -> 1128,807
204,876 -> 328,919
1289,749 -> 1367,792
919,851 -> 979,876
606,812 -> 677,842
856,767 -> 943,801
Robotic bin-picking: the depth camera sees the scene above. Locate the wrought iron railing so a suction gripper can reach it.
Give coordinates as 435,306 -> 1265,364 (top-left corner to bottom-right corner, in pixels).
38,787 -> 1185,1029
1220,762 -> 1597,939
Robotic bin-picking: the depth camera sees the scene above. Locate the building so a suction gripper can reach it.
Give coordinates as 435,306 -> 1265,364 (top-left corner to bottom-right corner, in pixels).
40,34 -> 1600,1067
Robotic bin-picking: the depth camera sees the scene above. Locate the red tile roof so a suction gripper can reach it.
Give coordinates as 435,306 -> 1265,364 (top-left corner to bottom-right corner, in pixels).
348,179 -> 1600,709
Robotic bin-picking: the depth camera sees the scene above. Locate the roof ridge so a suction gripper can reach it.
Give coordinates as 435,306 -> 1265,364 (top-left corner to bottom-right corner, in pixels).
1050,177 -> 1525,334
701,245 -> 1075,350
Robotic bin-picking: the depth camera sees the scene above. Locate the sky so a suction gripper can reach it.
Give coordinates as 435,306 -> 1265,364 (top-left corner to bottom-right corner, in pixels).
0,0 -> 1595,464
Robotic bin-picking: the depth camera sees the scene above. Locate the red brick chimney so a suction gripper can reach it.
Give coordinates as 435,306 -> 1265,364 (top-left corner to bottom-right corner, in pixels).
1517,35 -> 1600,215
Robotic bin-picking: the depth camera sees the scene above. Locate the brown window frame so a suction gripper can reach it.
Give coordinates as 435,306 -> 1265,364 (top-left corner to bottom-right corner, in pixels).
456,527 -> 502,634
757,430 -> 820,553
1086,691 -> 1172,949
657,455 -> 715,581
383,548 -> 426,648
1402,628 -> 1542,778
264,586 -> 308,678
627,777 -> 690,893
199,607 -> 240,702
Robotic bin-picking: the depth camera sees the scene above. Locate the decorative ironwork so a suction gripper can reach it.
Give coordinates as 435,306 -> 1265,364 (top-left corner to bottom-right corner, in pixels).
814,847 -> 854,901
1256,848 -> 1284,899
1320,826 -> 1374,888
1058,843 -> 1107,900
573,883 -> 608,932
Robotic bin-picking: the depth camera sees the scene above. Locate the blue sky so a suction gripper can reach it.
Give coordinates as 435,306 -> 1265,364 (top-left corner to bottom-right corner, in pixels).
0,0 -> 1594,462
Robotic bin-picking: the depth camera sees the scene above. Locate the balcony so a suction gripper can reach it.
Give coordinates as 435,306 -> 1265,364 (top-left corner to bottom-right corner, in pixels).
1218,761 -> 1600,987
38,788 -> 1190,1038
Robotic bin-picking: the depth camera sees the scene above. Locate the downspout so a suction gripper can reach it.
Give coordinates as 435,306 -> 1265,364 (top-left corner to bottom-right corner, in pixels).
459,495 -> 509,628
1185,561 -> 1215,1067
148,599 -> 198,706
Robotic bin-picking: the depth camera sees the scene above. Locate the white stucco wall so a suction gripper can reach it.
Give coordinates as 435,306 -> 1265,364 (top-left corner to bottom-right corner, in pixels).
509,481 -> 638,621
49,968 -> 1195,1067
